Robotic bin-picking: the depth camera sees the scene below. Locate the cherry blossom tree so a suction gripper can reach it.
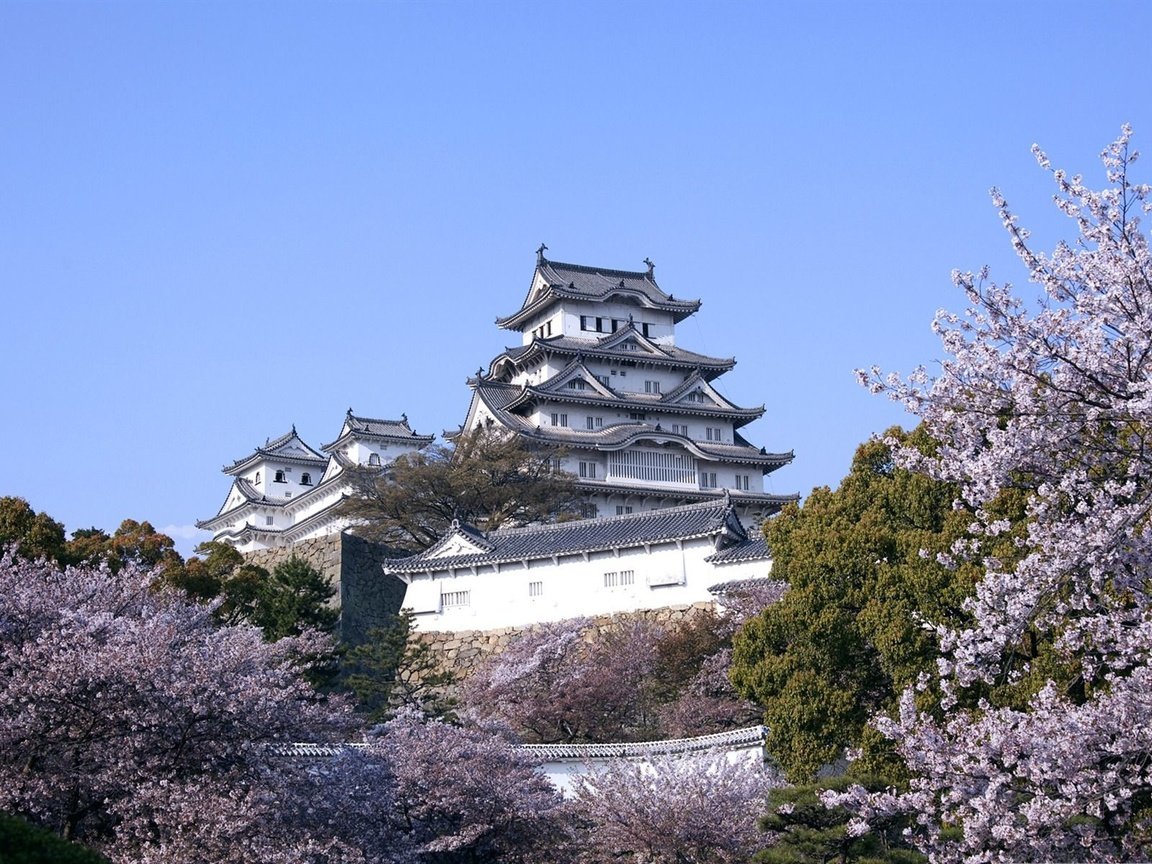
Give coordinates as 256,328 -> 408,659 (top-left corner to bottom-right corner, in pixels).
376,711 -> 573,863
569,752 -> 777,864
459,617 -> 664,744
842,127 -> 1152,859
0,549 -> 393,863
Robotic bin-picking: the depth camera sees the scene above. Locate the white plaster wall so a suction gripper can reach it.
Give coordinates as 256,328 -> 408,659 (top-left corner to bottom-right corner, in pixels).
405,538 -> 770,631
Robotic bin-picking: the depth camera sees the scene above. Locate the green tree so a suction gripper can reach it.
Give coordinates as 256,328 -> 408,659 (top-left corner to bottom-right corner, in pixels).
757,777 -> 924,864
339,425 -> 581,551
342,609 -> 456,721
250,555 -> 338,640
0,497 -> 67,563
730,427 -> 1017,782
0,810 -> 109,864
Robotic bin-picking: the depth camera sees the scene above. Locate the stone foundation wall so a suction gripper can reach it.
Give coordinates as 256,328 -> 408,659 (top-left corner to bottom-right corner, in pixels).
412,601 -> 716,681
244,533 -> 407,645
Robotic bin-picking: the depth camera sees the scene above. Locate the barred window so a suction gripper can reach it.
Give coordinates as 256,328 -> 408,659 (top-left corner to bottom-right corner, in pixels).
440,590 -> 471,608
608,449 -> 697,485
528,581 -> 543,597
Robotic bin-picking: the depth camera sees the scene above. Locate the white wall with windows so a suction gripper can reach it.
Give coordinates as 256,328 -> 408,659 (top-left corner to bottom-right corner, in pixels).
395,534 -> 769,631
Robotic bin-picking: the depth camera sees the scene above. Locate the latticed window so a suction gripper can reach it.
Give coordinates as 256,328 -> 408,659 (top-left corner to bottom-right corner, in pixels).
608,449 -> 697,485
604,570 -> 635,588
440,590 -> 470,608
528,581 -> 543,597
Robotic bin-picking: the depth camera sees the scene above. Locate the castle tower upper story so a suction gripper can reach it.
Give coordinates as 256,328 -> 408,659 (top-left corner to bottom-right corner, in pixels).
461,250 -> 796,523
198,410 -> 433,553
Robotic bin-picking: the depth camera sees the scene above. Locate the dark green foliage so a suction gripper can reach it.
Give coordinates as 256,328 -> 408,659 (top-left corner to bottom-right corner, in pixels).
342,610 -> 456,721
730,427 -> 988,782
0,811 -> 108,864
251,555 -> 339,640
340,425 -> 582,551
0,497 -> 67,563
757,778 -> 924,864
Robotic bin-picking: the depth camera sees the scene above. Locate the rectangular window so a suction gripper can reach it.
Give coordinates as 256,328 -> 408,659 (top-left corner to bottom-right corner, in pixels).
604,570 -> 635,588
644,380 -> 661,394
641,323 -> 652,337
687,391 -> 705,403
551,413 -> 569,427
629,412 -> 647,421
528,581 -> 543,598
596,375 -> 610,387
734,474 -> 751,491
581,315 -> 592,331
611,319 -> 622,332
615,505 -> 634,515
596,317 -> 605,332
700,472 -> 718,489
568,379 -> 586,390
671,423 -> 688,436
579,461 -> 597,479
440,590 -> 471,608
586,416 -> 603,430
706,427 -> 722,442
265,516 -> 274,526
581,503 -> 598,518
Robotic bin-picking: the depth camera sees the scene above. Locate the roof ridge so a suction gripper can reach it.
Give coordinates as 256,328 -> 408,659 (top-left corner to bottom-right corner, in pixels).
543,258 -> 654,282
488,497 -> 730,539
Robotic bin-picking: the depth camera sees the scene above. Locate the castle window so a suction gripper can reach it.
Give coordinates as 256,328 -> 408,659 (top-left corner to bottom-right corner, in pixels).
672,423 -> 688,436
687,391 -> 705,403
596,375 -> 610,387
301,472 -> 312,485
603,569 -> 635,588
586,416 -> 603,430
644,380 -> 660,394
568,379 -> 586,391
265,516 -> 274,526
551,413 -> 568,427
615,505 -> 633,515
255,472 -> 261,485
700,472 -> 718,489
440,590 -> 470,608
735,474 -> 751,491
641,323 -> 652,337
581,503 -> 598,518
274,470 -> 286,483
629,412 -> 647,421
528,581 -> 543,598
579,461 -> 597,479
368,453 -> 381,466
706,427 -> 722,442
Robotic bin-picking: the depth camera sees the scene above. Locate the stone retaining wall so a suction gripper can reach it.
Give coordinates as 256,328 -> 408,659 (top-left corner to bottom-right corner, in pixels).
412,601 -> 716,681
244,533 -> 407,645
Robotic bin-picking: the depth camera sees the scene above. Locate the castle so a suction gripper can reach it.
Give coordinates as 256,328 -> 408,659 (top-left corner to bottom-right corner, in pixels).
199,250 -> 796,628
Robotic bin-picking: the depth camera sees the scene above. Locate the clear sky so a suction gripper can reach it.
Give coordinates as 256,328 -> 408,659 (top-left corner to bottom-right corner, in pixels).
2,0 -> 1150,557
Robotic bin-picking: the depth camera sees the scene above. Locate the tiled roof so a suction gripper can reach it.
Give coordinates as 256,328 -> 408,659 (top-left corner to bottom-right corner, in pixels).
223,428 -> 328,474
321,410 -> 434,451
383,497 -> 766,574
467,392 -> 793,470
272,725 -> 768,761
706,537 -> 771,563
520,725 -> 767,761
497,256 -> 702,330
472,376 -> 767,430
493,333 -> 735,379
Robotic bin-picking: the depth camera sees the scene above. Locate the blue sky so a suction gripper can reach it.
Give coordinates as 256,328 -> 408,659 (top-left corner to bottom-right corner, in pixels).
2,1 -> 1150,556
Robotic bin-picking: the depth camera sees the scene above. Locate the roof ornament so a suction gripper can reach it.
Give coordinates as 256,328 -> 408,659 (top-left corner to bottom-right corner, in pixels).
536,243 -> 548,263
347,407 -> 353,416
628,312 -> 635,325
644,257 -> 655,276
619,279 -> 626,289
401,412 -> 408,424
